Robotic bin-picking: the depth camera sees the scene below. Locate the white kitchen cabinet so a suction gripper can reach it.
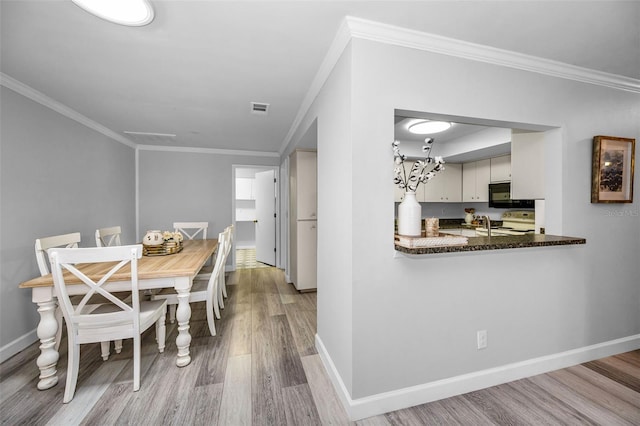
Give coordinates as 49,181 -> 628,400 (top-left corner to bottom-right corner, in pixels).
511,131 -> 545,199
462,159 -> 490,202
490,155 -> 511,182
294,221 -> 317,291
442,164 -> 463,202
289,150 -> 317,291
424,163 -> 462,202
292,150 -> 317,220
394,161 -> 426,202
236,177 -> 255,200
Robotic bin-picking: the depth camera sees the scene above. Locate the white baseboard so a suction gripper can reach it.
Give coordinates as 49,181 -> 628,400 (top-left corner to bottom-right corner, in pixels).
315,333 -> 640,421
0,329 -> 39,363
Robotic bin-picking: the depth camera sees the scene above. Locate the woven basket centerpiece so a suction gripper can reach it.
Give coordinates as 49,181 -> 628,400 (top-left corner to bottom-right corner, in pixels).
143,241 -> 183,256
142,230 -> 184,256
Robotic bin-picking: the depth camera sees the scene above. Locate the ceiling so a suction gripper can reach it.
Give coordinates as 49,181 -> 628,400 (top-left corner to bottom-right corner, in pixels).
2,1 -> 639,155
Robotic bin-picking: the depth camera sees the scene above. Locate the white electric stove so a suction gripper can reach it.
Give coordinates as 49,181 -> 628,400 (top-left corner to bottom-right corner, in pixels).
475,210 -> 536,236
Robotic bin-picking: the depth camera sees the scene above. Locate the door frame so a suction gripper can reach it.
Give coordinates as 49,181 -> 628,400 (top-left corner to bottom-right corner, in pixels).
231,165 -> 281,270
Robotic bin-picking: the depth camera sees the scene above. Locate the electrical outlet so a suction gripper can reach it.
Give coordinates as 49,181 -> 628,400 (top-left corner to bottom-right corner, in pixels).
477,330 -> 487,350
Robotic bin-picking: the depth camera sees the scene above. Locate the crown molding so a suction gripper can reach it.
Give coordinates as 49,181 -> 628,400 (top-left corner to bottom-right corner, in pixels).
136,144 -> 279,158
345,16 -> 640,94
1,72 -> 137,149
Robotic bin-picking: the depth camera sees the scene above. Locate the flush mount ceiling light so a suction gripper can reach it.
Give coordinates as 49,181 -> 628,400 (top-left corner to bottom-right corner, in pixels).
72,0 -> 154,26
408,120 -> 452,135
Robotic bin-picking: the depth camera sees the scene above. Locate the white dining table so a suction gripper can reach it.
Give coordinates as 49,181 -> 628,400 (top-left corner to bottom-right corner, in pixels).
19,239 -> 218,390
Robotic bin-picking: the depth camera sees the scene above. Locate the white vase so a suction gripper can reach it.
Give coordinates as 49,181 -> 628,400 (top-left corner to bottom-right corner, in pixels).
397,191 -> 422,236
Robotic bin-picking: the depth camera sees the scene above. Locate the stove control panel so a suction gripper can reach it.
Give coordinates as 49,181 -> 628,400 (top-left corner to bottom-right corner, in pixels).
502,210 -> 535,221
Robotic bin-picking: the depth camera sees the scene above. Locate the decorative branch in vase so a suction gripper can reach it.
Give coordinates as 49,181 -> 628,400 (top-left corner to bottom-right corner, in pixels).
393,138 -> 445,191
393,138 -> 445,237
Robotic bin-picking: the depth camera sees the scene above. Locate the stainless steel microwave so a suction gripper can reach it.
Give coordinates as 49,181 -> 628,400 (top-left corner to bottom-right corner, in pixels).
488,182 -> 535,208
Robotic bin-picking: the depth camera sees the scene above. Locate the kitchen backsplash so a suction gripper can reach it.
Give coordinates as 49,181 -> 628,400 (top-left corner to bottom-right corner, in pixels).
402,202 -> 514,220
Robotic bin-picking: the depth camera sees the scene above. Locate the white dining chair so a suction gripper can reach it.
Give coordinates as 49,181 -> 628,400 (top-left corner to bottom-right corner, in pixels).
193,225 -> 231,319
35,233 -> 120,360
151,231 -> 226,335
94,225 -> 127,355
211,225 -> 233,317
220,224 -> 234,300
49,245 -> 167,403
173,222 -> 208,240
174,221 -> 213,281
95,226 -> 122,247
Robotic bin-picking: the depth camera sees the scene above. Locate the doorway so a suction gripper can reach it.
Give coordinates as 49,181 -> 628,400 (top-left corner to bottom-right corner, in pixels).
232,165 -> 279,270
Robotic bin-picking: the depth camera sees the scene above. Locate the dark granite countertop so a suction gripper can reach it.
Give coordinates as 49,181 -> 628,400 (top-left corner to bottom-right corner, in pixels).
395,234 -> 586,255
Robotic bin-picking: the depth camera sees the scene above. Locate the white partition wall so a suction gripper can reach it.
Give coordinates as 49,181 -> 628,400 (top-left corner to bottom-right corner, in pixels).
283,25 -> 639,420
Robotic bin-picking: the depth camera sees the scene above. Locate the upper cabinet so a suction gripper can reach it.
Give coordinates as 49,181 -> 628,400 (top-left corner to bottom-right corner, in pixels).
290,150 -> 317,219
236,177 -> 255,200
490,155 -> 511,182
424,163 -> 462,202
392,162 -> 464,203
462,159 -> 491,202
511,132 -> 545,199
392,156 -> 520,204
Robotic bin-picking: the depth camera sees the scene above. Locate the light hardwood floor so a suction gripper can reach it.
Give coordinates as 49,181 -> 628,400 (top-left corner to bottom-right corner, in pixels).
1,267 -> 639,425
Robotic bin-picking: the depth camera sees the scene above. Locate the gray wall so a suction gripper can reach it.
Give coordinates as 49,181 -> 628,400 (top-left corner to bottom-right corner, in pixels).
294,37 -> 639,403
138,150 -> 279,241
0,86 -> 136,353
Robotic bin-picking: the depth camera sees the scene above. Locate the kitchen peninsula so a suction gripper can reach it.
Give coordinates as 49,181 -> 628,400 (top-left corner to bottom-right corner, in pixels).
395,233 -> 586,255
396,207 -> 586,254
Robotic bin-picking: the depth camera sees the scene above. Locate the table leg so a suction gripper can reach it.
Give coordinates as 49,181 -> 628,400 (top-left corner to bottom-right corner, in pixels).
175,278 -> 192,367
34,289 -> 59,390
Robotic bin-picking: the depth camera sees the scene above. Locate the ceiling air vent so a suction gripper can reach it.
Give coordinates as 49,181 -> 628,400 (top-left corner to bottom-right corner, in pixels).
251,102 -> 269,115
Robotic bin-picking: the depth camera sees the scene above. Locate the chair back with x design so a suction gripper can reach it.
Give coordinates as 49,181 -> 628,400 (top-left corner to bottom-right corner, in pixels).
173,222 -> 208,240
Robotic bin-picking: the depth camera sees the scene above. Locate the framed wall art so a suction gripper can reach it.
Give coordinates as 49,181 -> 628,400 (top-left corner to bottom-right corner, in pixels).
591,135 -> 635,203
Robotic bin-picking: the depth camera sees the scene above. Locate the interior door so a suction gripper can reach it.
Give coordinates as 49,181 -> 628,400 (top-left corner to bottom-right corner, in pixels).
255,169 -> 276,266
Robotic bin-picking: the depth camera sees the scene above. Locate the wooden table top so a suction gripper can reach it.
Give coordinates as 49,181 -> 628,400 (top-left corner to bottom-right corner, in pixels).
19,239 -> 218,289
